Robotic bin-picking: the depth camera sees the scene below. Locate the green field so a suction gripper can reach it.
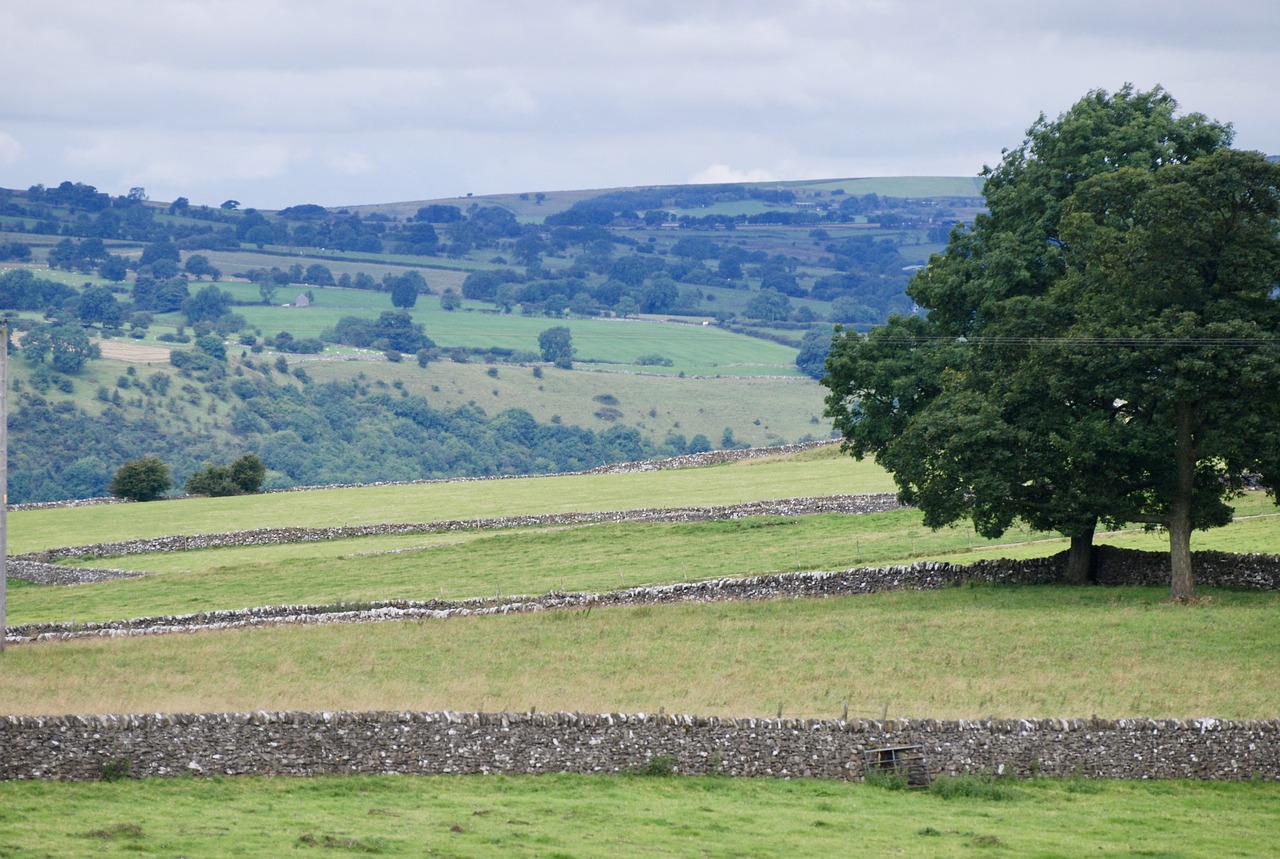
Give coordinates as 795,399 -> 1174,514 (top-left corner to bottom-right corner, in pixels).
299,358 -> 826,450
4,586 -> 1278,719
8,446 -> 893,553
221,291 -> 804,376
3,425 -> 1279,857
13,501 -> 1277,626
5,452 -> 1276,723
0,774 -> 1275,858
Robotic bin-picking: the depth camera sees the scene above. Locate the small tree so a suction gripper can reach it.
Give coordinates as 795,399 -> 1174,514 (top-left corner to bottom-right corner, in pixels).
109,456 -> 172,502
184,464 -> 239,497
538,325 -> 575,369
229,454 -> 266,493
390,271 -> 426,309
186,454 -> 266,496
22,323 -> 101,373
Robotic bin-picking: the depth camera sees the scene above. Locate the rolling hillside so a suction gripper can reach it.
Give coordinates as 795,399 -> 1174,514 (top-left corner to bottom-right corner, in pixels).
0,175 -> 985,502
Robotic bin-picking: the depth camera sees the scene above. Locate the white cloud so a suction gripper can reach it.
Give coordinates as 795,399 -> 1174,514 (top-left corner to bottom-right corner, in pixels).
1,1 -> 1275,207
690,165 -> 779,185
0,131 -> 21,165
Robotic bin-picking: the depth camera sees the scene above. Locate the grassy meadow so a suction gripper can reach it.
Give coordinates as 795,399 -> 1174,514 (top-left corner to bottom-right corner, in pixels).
0,773 -> 1276,858
3,416 -> 1278,859
3,440 -> 1278,721
13,497 -> 1277,625
3,586 -> 1278,719
8,445 -> 893,553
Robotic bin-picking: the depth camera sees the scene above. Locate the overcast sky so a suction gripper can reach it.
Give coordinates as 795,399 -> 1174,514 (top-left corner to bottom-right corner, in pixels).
2,1 -> 1275,210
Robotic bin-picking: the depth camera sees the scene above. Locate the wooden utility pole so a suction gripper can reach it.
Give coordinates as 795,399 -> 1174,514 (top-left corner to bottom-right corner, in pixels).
1,323 -> 7,653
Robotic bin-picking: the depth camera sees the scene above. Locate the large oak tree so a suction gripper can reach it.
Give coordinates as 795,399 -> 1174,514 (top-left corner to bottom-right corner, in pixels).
823,86 -> 1278,596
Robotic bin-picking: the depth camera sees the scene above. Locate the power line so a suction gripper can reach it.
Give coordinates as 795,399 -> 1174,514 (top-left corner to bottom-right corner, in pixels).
857,335 -> 1277,348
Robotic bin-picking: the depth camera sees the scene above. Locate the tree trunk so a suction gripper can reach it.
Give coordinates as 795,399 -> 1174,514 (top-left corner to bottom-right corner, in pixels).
1064,520 -> 1096,585
1169,400 -> 1196,600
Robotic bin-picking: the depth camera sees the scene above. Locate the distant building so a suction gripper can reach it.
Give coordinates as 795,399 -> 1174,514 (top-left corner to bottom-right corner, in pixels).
294,292 -> 311,307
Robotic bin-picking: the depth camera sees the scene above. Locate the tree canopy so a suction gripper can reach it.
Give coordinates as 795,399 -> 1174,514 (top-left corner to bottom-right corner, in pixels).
109,456 -> 172,502
822,85 -> 1278,596
538,326 -> 575,369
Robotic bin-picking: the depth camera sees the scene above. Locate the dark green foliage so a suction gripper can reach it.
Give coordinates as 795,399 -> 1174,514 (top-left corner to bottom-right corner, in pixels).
139,240 -> 180,267
538,326 -> 575,368
635,353 -> 673,367
182,284 -> 234,323
131,276 -> 190,313
0,240 -> 32,262
272,331 -> 325,354
823,85 -> 1249,592
0,269 -> 77,310
183,254 -> 221,280
169,348 -> 223,375
277,203 -> 329,220
461,268 -> 522,301
414,204 -> 463,223
185,453 -> 266,496
97,757 -> 133,782
745,288 -> 791,321
195,334 -> 227,361
302,263 -> 334,286
8,362 -> 664,502
324,311 -> 433,353
230,453 -> 266,492
108,456 -> 172,502
688,433 -> 712,453
795,328 -> 833,379
389,270 -> 425,309
631,755 -> 676,777
21,323 -> 100,373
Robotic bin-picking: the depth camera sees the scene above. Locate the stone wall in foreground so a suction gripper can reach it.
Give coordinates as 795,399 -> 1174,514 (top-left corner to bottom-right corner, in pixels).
1,711 -> 1275,782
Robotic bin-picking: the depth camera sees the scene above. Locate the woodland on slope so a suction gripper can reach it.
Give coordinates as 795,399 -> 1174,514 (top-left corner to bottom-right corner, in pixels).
0,176 -> 983,502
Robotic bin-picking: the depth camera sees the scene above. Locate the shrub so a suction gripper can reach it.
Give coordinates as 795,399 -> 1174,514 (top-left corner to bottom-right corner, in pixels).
635,353 -> 673,367
863,767 -> 910,791
928,773 -> 1022,801
631,755 -> 675,777
98,757 -> 132,782
185,454 -> 266,497
108,456 -> 172,502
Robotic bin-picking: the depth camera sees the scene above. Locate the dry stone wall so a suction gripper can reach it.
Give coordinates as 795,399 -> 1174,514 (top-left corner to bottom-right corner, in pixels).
16,494 -> 902,569
1,710 -> 1275,783
10,546 -> 1279,644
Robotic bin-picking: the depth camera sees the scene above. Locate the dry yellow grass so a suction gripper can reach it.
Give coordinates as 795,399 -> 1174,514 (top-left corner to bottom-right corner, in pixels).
3,587 -> 1276,720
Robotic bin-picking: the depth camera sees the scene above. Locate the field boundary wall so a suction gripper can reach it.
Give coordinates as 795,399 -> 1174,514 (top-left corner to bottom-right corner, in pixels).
10,545 -> 1279,644
1,711 -> 1276,782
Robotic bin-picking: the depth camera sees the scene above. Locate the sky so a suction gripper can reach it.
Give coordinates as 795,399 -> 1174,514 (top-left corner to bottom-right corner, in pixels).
2,1 -> 1276,210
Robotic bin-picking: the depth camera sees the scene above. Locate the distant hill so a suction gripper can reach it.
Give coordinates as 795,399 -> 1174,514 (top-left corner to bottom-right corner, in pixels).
0,174 -> 987,502
342,176 -> 985,221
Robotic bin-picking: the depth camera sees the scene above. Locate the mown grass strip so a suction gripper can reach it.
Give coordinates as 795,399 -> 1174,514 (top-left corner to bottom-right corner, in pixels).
3,587 -> 1277,719
7,447 -> 893,554
17,498 -> 1277,627
0,771 -> 1277,858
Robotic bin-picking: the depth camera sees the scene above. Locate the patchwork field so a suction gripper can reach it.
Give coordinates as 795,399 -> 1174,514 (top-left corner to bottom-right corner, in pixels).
2,447 -> 1278,858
